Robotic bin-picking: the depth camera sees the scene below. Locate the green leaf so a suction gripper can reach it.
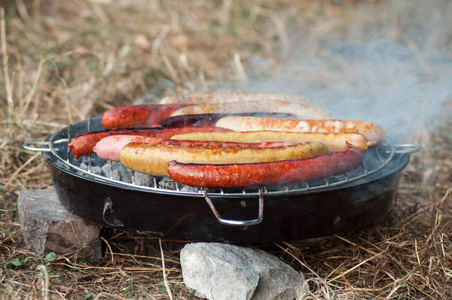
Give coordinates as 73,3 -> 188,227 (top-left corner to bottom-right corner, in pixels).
42,252 -> 56,265
7,256 -> 25,268
11,259 -> 24,267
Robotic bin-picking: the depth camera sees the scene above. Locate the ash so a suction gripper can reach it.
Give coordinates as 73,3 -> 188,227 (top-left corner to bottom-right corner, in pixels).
159,177 -> 199,193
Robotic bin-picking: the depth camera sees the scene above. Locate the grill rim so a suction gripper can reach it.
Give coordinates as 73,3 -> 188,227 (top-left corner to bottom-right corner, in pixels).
41,146 -> 411,198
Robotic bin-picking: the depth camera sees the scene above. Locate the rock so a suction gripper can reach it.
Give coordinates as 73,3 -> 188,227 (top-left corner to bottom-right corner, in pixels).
180,242 -> 306,300
18,189 -> 102,262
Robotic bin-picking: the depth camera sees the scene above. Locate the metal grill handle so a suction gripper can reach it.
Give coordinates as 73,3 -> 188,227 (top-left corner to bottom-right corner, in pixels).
393,144 -> 420,154
202,187 -> 264,226
23,141 -> 52,152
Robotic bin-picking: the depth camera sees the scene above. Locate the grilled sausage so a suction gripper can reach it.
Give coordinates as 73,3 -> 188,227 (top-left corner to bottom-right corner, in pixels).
101,103 -> 193,129
170,100 -> 331,119
94,135 -> 293,162
170,131 -> 368,153
167,145 -> 364,188
215,117 -> 385,146
68,126 -> 230,159
159,91 -> 310,104
120,141 -> 328,177
152,112 -> 297,128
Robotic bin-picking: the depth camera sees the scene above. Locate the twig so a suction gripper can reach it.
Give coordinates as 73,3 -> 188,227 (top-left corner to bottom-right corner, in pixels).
84,0 -> 110,24
95,292 -> 129,300
1,7 -> 14,117
36,264 -> 49,300
20,57 -> 44,119
274,242 -> 320,278
163,55 -> 179,85
3,153 -> 40,191
101,236 -> 114,264
151,26 -> 170,58
330,253 -> 381,282
232,52 -> 248,84
159,239 -> 173,300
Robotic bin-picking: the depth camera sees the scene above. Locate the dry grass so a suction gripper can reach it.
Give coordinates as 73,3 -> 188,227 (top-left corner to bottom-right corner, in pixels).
1,0 -> 451,299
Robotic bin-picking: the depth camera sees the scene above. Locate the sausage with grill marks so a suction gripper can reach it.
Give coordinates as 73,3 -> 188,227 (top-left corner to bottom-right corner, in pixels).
170,131 -> 368,153
101,103 -> 193,129
167,145 -> 364,188
94,135 -> 293,162
215,116 -> 385,146
120,141 -> 328,177
68,126 -> 230,159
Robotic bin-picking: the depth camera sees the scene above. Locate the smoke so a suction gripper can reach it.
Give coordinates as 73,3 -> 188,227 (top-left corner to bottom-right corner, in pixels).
237,1 -> 452,142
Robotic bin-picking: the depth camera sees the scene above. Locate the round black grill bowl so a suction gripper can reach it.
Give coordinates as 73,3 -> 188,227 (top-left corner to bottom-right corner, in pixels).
30,117 -> 416,243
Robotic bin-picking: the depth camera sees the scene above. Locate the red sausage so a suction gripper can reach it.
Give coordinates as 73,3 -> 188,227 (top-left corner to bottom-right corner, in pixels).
94,135 -> 293,161
101,103 -> 193,129
167,146 -> 364,188
68,126 -> 230,159
152,112 -> 297,128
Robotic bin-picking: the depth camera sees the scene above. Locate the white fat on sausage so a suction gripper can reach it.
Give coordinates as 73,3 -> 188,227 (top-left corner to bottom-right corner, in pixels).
295,121 -> 311,131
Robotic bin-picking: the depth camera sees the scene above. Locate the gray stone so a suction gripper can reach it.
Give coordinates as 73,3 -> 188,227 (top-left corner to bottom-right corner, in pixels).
180,242 -> 306,300
18,189 -> 102,262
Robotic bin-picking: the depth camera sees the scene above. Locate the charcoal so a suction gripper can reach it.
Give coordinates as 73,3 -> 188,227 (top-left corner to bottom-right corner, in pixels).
180,185 -> 199,193
79,162 -> 102,175
101,163 -> 119,180
134,172 -> 152,186
159,177 -> 178,190
113,162 -> 133,182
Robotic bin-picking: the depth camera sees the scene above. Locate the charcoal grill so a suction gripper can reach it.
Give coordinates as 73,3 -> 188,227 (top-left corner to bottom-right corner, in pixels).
24,116 -> 419,243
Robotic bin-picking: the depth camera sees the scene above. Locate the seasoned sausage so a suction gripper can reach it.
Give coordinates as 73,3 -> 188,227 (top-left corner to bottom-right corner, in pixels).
167,145 -> 364,188
170,100 -> 331,119
120,141 -> 327,177
152,112 -> 297,128
159,91 -> 310,104
170,131 -> 368,153
215,117 -> 385,146
101,103 -> 193,129
68,126 -> 230,159
94,135 -> 293,161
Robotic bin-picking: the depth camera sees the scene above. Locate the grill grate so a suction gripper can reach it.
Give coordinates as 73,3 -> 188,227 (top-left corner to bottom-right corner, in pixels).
24,117 -> 419,198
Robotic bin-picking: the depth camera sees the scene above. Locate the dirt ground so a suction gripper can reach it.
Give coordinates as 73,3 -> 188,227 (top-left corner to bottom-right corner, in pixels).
1,0 -> 451,299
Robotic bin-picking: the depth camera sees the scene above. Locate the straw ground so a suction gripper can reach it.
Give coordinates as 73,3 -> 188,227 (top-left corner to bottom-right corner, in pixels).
1,0 -> 451,299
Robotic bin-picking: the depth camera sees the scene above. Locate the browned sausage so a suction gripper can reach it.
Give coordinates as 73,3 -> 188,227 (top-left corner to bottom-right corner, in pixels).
94,135 -> 293,161
167,145 -> 364,188
101,103 -> 193,129
215,116 -> 385,146
120,141 -> 328,177
68,126 -> 230,159
170,131 -> 368,153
